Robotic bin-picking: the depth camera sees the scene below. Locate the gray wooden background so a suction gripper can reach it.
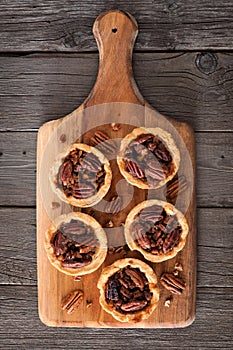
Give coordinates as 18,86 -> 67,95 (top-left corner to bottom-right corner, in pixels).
0,1 -> 232,349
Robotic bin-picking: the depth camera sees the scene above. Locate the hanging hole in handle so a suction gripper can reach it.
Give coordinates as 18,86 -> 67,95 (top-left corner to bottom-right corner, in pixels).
112,28 -> 117,33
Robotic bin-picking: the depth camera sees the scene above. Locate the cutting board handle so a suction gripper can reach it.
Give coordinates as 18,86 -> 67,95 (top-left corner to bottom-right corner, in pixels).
84,10 -> 144,107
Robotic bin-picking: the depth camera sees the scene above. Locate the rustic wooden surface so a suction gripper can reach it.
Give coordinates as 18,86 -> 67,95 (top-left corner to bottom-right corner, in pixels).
0,0 -> 232,348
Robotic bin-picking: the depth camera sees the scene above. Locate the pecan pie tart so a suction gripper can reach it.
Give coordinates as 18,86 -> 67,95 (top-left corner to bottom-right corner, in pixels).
45,212 -> 107,276
49,143 -> 112,207
97,258 -> 159,323
125,200 -> 189,262
117,127 -> 180,189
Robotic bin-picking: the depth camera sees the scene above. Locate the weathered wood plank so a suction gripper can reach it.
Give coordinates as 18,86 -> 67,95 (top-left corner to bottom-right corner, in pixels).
0,207 -> 232,287
0,285 -> 232,348
0,132 -> 233,207
1,1 -> 233,52
0,53 -> 233,131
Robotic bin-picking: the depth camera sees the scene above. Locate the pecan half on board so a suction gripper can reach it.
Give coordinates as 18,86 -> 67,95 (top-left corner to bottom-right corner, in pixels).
165,175 -> 188,202
61,290 -> 83,314
117,127 -> 180,190
105,195 -> 122,215
90,130 -> 117,154
160,273 -> 186,295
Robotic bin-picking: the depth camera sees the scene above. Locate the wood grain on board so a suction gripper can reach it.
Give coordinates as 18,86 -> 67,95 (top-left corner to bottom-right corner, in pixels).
37,10 -> 196,327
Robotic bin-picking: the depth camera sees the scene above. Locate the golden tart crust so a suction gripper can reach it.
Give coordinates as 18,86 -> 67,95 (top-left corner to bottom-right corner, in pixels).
125,199 -> 189,263
45,212 -> 107,276
117,127 -> 180,189
97,258 -> 160,323
49,143 -> 112,208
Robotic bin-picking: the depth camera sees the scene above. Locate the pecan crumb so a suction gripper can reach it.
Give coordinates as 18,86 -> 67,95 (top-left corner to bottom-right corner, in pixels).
111,123 -> 121,131
104,220 -> 114,228
160,273 -> 186,295
174,262 -> 183,271
51,201 -> 60,209
86,300 -> 93,309
74,276 -> 82,282
164,298 -> 172,307
61,290 -> 83,314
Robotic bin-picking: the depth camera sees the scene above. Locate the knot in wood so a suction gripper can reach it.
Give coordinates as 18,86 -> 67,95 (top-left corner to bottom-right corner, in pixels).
166,0 -> 179,12
195,53 -> 218,74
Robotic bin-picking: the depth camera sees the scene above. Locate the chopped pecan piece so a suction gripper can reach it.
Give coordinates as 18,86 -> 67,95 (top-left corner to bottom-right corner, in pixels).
174,262 -> 183,271
86,300 -> 93,309
164,298 -> 172,307
104,220 -> 114,228
111,123 -> 121,131
61,290 -> 83,314
160,273 -> 186,295
74,275 -> 82,282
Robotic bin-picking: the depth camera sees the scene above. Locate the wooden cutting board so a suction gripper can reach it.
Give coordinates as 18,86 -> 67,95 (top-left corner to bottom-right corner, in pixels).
37,10 -> 196,328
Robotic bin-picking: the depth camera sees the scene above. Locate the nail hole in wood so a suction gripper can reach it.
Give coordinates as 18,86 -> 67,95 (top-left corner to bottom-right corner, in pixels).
23,151 -> 26,155
112,28 -> 117,33
221,155 -> 225,159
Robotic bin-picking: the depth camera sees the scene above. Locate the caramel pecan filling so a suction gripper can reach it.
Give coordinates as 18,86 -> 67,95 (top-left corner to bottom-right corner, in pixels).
58,148 -> 106,199
132,205 -> 182,255
105,266 -> 152,313
123,133 -> 174,186
51,219 -> 99,268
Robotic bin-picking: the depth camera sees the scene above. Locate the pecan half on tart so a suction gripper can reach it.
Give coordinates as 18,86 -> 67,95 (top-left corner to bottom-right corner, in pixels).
49,143 -> 112,207
45,212 -> 107,276
117,127 -> 180,189
97,258 -> 159,323
125,200 -> 189,263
